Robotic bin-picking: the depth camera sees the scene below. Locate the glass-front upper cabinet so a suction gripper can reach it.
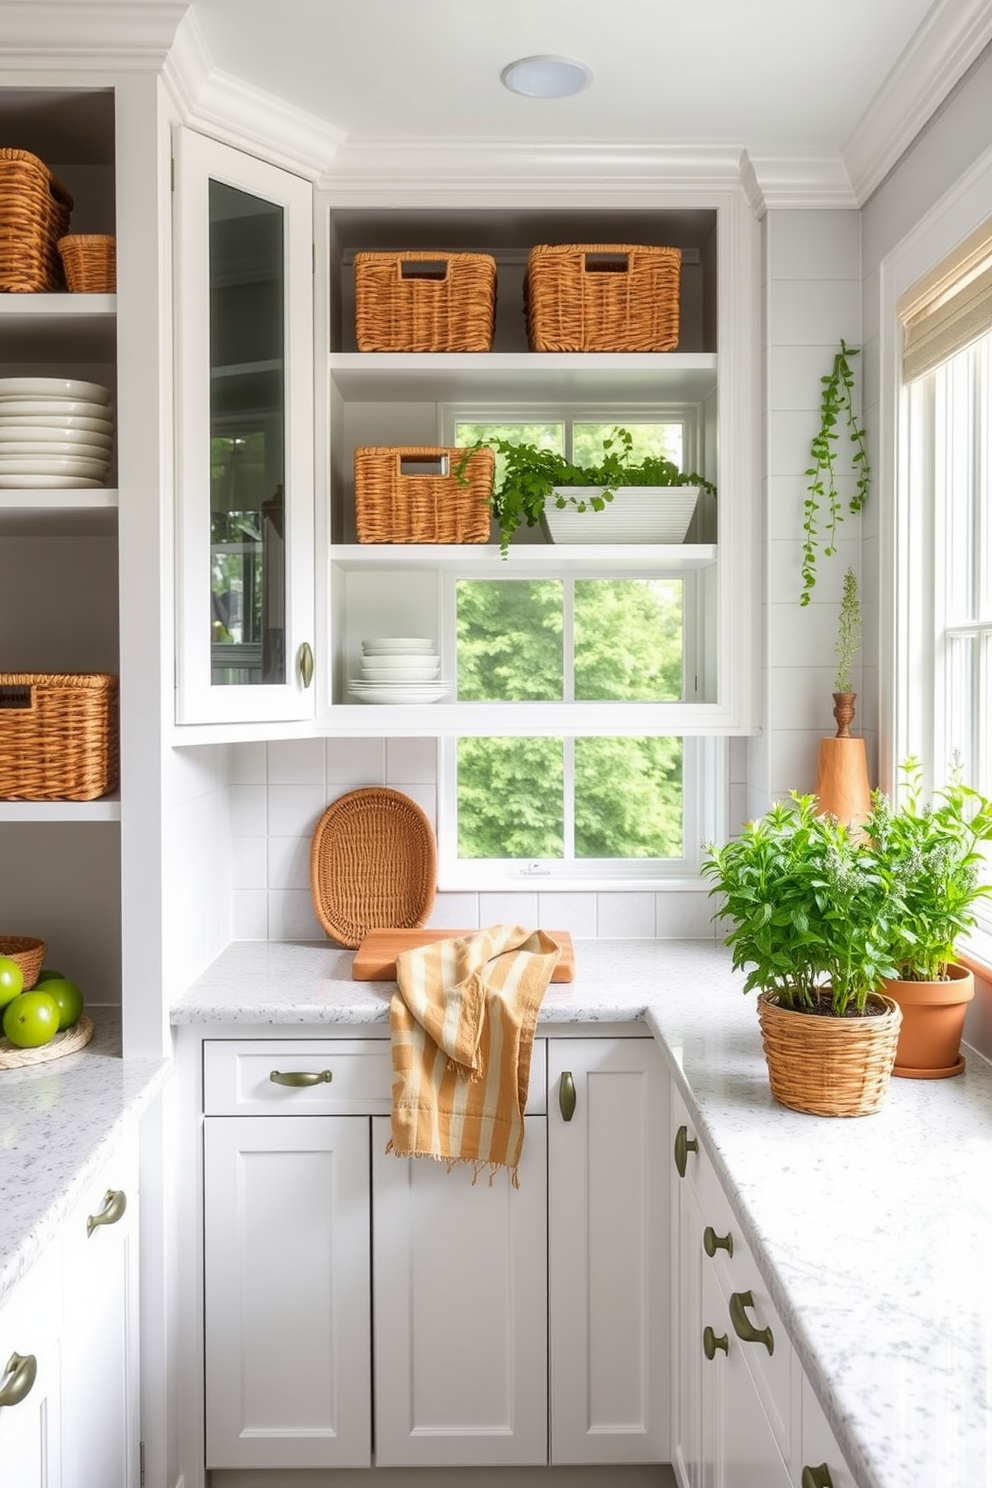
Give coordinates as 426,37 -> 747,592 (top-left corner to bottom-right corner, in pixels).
174,129 -> 314,724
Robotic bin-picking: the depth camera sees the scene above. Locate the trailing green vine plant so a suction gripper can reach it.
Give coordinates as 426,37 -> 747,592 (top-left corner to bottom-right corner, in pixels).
801,340 -> 871,606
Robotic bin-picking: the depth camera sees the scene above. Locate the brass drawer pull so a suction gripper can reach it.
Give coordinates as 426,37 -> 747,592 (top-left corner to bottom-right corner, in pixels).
802,1467 -> 833,1488
703,1224 -> 733,1258
702,1326 -> 728,1360
269,1069 -> 333,1087
674,1124 -> 698,1177
559,1070 -> 576,1122
729,1289 -> 774,1354
87,1188 -> 127,1237
0,1352 -> 37,1408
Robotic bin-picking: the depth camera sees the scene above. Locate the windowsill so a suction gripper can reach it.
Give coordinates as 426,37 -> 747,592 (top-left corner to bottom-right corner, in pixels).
956,929 -> 992,987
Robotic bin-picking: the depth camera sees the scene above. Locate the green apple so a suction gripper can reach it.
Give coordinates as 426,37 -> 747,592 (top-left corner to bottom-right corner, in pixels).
3,989 -> 60,1048
34,968 -> 66,985
41,977 -> 84,1030
0,957 -> 24,1010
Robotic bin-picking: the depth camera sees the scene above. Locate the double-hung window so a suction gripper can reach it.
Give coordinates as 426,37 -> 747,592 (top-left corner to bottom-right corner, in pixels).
897,216 -> 992,935
436,408 -> 721,887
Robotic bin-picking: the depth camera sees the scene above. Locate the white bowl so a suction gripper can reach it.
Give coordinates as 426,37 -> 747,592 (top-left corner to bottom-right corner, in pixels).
359,666 -> 441,682
360,653 -> 440,671
0,377 -> 112,405
361,637 -> 434,653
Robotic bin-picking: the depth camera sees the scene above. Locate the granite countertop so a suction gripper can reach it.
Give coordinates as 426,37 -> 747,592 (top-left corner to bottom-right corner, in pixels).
172,937 -> 992,1488
0,1009 -> 169,1311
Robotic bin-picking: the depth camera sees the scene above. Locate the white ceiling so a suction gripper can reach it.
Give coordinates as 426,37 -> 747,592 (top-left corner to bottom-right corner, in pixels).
188,0 -> 936,154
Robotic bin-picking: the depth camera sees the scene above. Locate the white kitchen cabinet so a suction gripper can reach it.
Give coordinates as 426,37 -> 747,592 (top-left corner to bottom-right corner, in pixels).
202,1113 -> 371,1469
0,1244 -> 63,1488
372,1114 -> 548,1467
799,1373 -> 858,1488
548,1036 -> 669,1464
174,128 -> 316,725
60,1128 -> 140,1488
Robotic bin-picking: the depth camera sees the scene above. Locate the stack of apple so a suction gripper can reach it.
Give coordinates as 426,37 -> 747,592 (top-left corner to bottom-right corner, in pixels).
0,956 -> 84,1049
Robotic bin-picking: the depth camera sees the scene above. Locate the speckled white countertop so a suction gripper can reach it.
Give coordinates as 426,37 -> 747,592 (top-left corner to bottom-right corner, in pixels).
171,937 -> 992,1488
0,1010 -> 168,1311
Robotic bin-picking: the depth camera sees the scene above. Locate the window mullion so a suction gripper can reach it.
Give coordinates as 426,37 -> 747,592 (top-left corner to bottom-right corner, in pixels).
562,738 -> 576,863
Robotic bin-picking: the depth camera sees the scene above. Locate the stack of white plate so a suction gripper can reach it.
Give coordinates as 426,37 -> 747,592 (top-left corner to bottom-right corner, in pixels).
348,637 -> 450,705
0,377 -> 114,489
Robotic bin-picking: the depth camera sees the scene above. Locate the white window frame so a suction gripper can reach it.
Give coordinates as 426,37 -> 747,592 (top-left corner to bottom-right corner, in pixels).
885,144 -> 992,951
440,401 -> 704,474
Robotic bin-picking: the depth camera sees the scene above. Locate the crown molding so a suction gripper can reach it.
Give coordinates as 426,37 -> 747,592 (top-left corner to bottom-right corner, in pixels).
162,7 -> 344,179
0,1 -> 185,69
319,138 -> 748,206
740,153 -> 859,217
843,0 -> 992,203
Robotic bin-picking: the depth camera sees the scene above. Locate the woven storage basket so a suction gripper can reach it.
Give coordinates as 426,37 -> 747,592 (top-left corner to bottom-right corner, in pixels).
0,936 -> 46,990
57,234 -> 116,293
0,149 -> 74,293
757,989 -> 902,1117
354,250 -> 497,351
525,243 -> 681,352
310,787 -> 437,949
354,445 -> 494,544
0,673 -> 118,802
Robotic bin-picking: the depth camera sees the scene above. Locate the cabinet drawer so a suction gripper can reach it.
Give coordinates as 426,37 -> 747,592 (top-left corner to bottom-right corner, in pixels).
0,1240 -> 62,1373
204,1039 -> 393,1114
204,1037 -> 548,1115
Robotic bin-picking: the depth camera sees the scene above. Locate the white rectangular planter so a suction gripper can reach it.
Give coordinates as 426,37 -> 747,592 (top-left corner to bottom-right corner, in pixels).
544,484 -> 701,544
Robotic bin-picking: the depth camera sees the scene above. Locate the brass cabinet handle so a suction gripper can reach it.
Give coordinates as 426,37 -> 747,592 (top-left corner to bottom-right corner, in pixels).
729,1290 -> 774,1354
0,1352 -> 37,1408
87,1188 -> 127,1238
802,1467 -> 834,1488
269,1069 -> 333,1087
674,1124 -> 698,1178
703,1225 -> 734,1258
559,1070 -> 576,1122
702,1326 -> 728,1361
298,641 -> 314,688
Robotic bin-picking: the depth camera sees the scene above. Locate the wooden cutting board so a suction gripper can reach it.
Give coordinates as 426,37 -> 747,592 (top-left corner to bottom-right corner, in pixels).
352,929 -> 575,982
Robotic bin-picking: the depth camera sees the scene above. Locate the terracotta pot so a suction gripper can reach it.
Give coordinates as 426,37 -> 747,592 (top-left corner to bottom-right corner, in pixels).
881,962 -> 974,1078
756,989 -> 902,1117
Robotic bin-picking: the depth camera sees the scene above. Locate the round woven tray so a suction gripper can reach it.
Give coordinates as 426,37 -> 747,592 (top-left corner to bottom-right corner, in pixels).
310,788 -> 437,948
0,1013 -> 94,1070
757,990 -> 902,1117
0,936 -> 46,990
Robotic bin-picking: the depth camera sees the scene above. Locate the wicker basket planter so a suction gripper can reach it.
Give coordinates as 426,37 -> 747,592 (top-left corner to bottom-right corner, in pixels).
525,243 -> 681,352
0,148 -> 74,292
0,673 -> 119,801
354,250 -> 497,351
757,990 -> 902,1117
354,445 -> 494,544
0,936 -> 46,990
57,233 -> 116,293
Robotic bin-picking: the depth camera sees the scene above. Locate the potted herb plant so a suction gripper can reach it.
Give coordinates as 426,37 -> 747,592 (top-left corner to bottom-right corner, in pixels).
701,793 -> 903,1117
462,427 -> 715,558
865,757 -> 992,1078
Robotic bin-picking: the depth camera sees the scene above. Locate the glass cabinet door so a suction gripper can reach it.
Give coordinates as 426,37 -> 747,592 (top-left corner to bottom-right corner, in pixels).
175,129 -> 314,724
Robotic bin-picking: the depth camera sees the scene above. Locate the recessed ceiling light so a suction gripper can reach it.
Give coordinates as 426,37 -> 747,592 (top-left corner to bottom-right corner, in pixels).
500,55 -> 592,99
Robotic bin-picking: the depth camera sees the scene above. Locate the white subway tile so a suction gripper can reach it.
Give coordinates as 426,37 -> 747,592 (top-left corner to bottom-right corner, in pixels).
268,889 -> 323,941
267,783 -> 326,838
229,783 -> 267,837
232,837 -> 267,891
267,835 -> 311,891
267,737 -> 326,785
388,781 -> 436,828
654,890 -> 717,939
536,893 -> 597,936
326,737 -> 385,786
597,892 -> 656,938
229,742 -> 267,785
386,737 -> 438,784
426,893 -> 480,929
480,892 -> 539,926
232,890 -> 268,940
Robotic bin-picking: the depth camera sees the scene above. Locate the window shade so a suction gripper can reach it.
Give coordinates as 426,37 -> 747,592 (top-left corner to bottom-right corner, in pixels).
899,217 -> 992,383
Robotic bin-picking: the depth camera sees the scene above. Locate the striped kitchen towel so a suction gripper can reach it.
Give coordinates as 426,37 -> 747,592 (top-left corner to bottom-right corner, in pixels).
388,924 -> 561,1183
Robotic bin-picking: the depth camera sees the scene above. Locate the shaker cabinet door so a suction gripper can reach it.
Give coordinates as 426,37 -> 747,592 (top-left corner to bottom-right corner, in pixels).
203,1115 -> 371,1469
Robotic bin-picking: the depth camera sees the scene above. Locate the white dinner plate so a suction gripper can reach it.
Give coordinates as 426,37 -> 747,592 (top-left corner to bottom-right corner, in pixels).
0,398 -> 114,420
0,412 -> 114,435
347,685 -> 450,704
0,443 -> 111,460
0,474 -> 107,488
0,377 -> 113,404
0,425 -> 113,449
0,455 -> 110,477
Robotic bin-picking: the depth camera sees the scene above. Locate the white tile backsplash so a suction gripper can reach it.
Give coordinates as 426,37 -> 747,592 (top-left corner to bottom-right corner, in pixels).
266,783 -> 326,838
386,737 -> 438,782
232,837 -> 267,891
596,892 -> 656,939
267,834 -> 311,891
326,736 -> 385,786
267,737 -> 326,784
229,783 -> 267,836
537,893 -> 598,937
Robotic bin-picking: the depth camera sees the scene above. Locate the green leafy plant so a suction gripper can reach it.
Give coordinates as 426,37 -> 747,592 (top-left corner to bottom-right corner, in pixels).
834,566 -> 861,694
801,341 -> 871,606
864,757 -> 992,982
701,793 -> 898,1017
459,427 -> 715,558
